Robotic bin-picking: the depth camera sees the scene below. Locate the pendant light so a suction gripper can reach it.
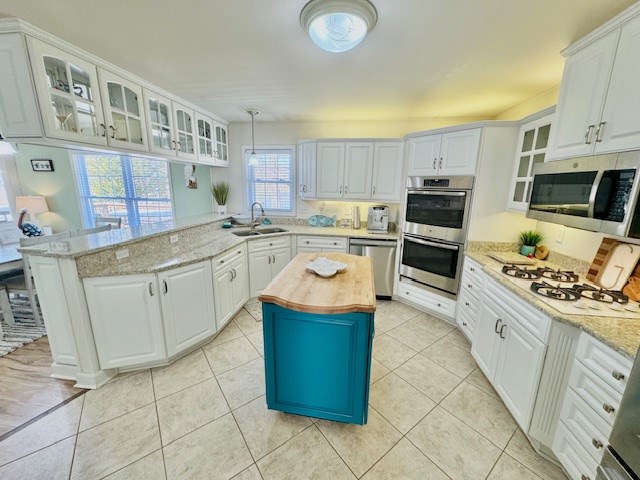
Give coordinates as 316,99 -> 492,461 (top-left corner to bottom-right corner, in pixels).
246,109 -> 260,167
300,0 -> 377,53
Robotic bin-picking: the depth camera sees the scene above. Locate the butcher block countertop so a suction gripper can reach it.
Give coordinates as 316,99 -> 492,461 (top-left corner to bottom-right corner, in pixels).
258,253 -> 376,315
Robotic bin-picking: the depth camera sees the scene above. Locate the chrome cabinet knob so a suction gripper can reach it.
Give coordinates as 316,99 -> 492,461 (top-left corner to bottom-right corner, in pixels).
603,403 -> 615,414
592,438 -> 603,449
581,475 -> 591,480
465,302 -> 470,307
612,370 -> 625,381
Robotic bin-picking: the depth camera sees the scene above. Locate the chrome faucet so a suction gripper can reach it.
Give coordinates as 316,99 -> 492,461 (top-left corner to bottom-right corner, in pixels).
250,202 -> 265,230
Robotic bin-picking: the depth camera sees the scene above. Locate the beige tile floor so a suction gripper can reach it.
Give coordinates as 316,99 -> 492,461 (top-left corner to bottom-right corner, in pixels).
0,300 -> 569,480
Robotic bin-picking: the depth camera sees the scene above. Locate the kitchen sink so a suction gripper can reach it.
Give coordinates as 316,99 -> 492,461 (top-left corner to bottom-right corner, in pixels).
232,227 -> 288,237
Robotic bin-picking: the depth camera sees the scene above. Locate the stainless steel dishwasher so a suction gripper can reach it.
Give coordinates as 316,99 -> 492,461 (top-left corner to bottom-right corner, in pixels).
349,238 -> 397,299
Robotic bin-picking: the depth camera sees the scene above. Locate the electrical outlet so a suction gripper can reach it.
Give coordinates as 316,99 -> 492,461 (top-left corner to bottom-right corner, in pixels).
115,248 -> 129,260
170,234 -> 179,244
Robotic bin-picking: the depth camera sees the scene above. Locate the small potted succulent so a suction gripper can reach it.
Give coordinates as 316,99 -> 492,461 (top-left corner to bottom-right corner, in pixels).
519,230 -> 543,257
211,181 -> 229,215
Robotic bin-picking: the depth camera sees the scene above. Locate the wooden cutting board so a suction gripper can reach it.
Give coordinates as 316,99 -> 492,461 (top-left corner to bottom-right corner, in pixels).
587,238 -> 619,282
487,252 -> 536,265
588,237 -> 640,298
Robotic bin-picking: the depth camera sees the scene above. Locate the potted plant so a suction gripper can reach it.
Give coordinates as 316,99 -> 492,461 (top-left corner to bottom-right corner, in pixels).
211,182 -> 229,215
519,230 -> 543,256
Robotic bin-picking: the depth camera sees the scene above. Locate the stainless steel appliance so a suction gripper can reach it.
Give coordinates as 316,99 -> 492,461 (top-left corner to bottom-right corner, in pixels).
404,176 -> 474,244
527,151 -> 640,238
349,238 -> 397,299
400,175 -> 474,297
367,205 -> 389,233
599,350 -> 640,480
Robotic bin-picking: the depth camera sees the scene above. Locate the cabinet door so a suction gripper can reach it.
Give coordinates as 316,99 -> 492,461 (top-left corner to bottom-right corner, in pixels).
317,143 -> 345,198
172,101 -> 197,161
596,15 -> 640,153
29,38 -> 106,145
195,111 -> 215,165
159,261 -> 216,357
214,121 -> 229,166
99,69 -> 148,151
471,297 -> 502,380
546,31 -> 619,160
299,142 -> 317,198
372,142 -> 403,201
248,250 -> 273,297
408,135 -> 440,175
493,316 -> 546,430
439,128 -> 480,175
144,89 -> 174,156
343,142 -> 373,199
230,256 -> 249,313
213,265 -> 234,330
0,34 -> 42,138
271,246 -> 292,278
84,274 -> 165,369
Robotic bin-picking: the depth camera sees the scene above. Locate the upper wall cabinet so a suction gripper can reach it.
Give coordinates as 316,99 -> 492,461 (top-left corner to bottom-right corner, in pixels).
371,142 -> 403,201
407,128 -> 480,176
0,19 -> 228,166
547,10 -> 640,160
298,141 -> 316,199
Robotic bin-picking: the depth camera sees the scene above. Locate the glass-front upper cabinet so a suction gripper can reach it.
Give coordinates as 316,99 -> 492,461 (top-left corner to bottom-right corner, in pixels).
508,112 -> 554,212
98,68 -> 147,152
28,38 -> 107,145
214,122 -> 229,166
172,102 -> 196,161
195,111 -> 215,165
143,89 -> 174,156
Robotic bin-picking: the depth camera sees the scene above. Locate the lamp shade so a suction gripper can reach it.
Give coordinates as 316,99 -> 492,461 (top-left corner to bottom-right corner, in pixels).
16,195 -> 49,214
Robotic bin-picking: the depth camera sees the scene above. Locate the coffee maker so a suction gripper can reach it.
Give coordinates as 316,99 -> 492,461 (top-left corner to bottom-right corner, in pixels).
367,205 -> 389,233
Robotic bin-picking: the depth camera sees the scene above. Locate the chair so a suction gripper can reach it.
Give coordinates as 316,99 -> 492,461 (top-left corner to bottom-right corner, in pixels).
95,216 -> 122,229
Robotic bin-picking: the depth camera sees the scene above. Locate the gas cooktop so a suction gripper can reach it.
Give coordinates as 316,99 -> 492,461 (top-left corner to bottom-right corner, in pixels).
496,264 -> 640,319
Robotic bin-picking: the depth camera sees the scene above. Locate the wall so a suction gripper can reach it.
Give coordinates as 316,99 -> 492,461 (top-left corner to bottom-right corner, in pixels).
13,144 -> 216,232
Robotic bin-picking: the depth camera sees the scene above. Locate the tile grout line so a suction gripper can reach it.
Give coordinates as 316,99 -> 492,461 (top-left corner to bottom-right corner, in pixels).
149,363 -> 169,479
67,393 -> 85,480
314,422 -> 361,479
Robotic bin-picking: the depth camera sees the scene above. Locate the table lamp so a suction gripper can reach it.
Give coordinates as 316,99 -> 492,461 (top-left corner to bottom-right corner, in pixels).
16,195 -> 49,222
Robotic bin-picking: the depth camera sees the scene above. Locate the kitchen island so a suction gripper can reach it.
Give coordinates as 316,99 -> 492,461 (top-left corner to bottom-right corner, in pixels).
259,253 -> 376,425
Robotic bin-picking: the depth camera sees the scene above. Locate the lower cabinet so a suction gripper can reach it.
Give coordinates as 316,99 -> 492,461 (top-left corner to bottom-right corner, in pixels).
248,237 -> 292,297
84,274 -> 166,369
158,261 -> 216,357
472,280 -> 547,431
397,280 -> 456,320
213,246 -> 249,329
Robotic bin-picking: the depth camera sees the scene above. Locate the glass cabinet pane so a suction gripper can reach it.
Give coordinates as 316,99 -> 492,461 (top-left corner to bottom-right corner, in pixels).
148,99 -> 159,123
124,87 -> 139,116
108,83 -> 124,110
69,64 -> 93,101
522,129 -> 534,152
148,99 -> 172,150
112,112 -> 127,141
532,153 -> 545,170
159,103 -> 170,127
513,182 -> 526,202
44,56 -> 70,93
51,94 -> 77,132
198,119 -> 211,139
535,124 -> 551,149
517,156 -> 530,177
76,102 -> 97,136
128,118 -> 143,144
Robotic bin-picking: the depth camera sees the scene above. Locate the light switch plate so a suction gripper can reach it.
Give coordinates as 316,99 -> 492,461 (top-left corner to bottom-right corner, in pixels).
170,235 -> 179,244
115,248 -> 129,260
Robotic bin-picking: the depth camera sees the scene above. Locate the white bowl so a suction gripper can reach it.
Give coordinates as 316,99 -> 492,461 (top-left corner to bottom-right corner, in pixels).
314,267 -> 337,278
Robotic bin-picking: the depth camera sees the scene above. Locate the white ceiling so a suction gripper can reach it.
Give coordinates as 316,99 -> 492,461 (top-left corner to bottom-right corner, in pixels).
0,0 -> 635,122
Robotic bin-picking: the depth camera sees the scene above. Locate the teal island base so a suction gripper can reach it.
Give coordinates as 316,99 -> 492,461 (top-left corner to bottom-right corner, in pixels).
262,302 -> 375,425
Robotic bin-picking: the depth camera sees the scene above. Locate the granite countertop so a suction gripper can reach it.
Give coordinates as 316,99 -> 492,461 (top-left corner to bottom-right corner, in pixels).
466,251 -> 640,359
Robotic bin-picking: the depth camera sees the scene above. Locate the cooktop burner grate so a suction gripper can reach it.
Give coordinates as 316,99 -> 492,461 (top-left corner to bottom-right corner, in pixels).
572,284 -> 629,304
501,265 -> 542,279
538,267 -> 579,283
530,281 -> 580,301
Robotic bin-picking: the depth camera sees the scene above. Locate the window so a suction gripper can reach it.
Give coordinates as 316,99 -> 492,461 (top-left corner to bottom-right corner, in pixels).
0,157 -> 20,224
245,147 -> 295,215
73,152 -> 174,231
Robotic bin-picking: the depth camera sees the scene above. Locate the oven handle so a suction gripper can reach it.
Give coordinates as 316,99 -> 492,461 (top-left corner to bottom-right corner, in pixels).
588,170 -> 604,218
404,235 -> 460,251
407,190 -> 467,197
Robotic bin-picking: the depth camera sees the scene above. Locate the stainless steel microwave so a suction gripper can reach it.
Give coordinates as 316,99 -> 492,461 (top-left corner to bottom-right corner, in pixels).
526,151 -> 640,238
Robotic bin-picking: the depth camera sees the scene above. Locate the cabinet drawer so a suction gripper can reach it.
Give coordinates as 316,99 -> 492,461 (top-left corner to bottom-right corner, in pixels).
297,236 -> 347,250
456,307 -> 475,341
553,421 -> 599,480
248,236 -> 291,253
462,257 -> 483,285
458,286 -> 479,313
398,281 -> 456,319
460,274 -> 481,302
575,333 -> 632,396
560,388 -> 610,463
569,362 -> 621,427
485,277 -> 551,343
212,244 -> 246,273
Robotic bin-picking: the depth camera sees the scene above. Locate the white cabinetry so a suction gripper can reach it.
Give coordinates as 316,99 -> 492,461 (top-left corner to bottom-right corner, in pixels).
552,333 -> 633,480
317,142 -> 346,199
297,141 -> 317,198
248,236 -> 291,297
471,277 -> 548,430
213,121 -> 229,165
158,261 -> 216,357
371,142 -> 403,201
296,236 -> 348,254
397,280 -> 456,320
455,257 -> 483,341
144,89 -> 174,156
343,142 -> 373,199
407,129 -> 480,176
213,246 -> 249,328
84,274 -> 165,369
172,101 -> 197,161
548,11 -> 640,160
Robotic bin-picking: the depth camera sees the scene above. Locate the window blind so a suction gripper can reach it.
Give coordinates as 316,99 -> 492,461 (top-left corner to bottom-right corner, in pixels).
245,148 -> 294,214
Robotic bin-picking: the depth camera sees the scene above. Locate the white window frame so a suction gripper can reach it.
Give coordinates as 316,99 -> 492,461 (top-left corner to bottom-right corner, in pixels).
242,145 -> 296,216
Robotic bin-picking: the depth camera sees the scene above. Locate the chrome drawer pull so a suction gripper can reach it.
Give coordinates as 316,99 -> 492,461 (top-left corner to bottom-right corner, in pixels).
592,438 -> 603,449
494,318 -> 502,334
499,324 -> 507,339
612,370 -> 625,381
603,403 -> 615,414
584,125 -> 595,144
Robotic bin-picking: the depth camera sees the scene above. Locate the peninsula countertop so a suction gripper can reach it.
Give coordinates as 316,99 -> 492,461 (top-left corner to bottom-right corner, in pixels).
466,251 -> 640,359
259,253 -> 376,314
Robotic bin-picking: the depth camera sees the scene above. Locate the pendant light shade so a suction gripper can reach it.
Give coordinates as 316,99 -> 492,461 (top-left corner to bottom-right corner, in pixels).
246,109 -> 260,167
300,0 -> 377,53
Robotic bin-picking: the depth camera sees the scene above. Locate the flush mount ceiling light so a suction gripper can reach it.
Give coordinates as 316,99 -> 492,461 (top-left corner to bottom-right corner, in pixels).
246,109 -> 260,167
300,0 -> 377,53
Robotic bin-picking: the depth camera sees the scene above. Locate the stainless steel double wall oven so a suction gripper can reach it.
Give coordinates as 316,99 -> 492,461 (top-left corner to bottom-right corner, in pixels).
400,176 -> 474,297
